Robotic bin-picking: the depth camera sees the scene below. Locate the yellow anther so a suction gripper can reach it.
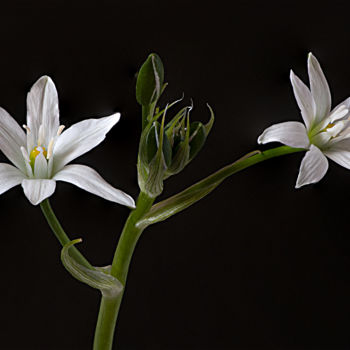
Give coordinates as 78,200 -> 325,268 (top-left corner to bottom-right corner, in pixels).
326,123 -> 335,129
29,146 -> 47,167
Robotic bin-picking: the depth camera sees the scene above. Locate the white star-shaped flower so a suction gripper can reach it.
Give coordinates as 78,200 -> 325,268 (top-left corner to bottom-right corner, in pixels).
0,75 -> 135,206
258,53 -> 350,188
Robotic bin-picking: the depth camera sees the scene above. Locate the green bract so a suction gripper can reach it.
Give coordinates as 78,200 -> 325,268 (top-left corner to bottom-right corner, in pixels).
61,239 -> 123,298
137,101 -> 215,197
136,53 -> 164,106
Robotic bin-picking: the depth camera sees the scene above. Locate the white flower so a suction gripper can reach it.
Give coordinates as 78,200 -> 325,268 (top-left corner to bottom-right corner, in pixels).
0,75 -> 135,206
258,53 -> 350,188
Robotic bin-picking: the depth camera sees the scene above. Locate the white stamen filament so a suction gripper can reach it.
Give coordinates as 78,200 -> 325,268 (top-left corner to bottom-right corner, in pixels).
57,125 -> 65,136
38,124 -> 45,146
22,124 -> 31,133
47,139 -> 54,159
20,146 -> 30,162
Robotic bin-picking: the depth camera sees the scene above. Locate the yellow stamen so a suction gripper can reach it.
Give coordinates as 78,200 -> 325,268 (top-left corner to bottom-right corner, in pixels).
29,146 -> 47,168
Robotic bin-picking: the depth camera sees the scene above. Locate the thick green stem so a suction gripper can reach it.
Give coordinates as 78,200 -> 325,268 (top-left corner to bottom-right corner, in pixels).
40,199 -> 92,268
92,145 -> 305,350
93,192 -> 154,350
93,296 -> 122,350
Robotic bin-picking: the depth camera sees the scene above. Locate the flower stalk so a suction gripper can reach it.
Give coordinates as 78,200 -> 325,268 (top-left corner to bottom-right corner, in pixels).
35,53 -> 326,350
92,146 -> 305,350
40,199 -> 91,268
93,191 -> 155,350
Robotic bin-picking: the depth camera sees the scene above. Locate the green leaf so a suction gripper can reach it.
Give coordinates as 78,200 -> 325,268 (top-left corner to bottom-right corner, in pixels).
136,53 -> 164,106
61,239 -> 123,298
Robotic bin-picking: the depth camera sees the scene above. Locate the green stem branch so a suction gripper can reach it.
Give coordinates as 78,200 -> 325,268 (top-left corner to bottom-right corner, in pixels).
40,199 -> 92,268
92,145 -> 305,350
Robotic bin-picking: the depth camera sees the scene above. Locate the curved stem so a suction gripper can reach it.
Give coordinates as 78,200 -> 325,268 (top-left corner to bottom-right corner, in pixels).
139,146 -> 305,227
93,192 -> 154,350
92,145 -> 305,350
40,199 -> 92,268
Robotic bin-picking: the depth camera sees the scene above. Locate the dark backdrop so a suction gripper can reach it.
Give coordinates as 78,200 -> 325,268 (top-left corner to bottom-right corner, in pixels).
1,1 -> 350,349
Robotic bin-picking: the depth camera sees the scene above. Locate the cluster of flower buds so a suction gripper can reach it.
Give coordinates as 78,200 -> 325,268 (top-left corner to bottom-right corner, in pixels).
136,54 -> 214,197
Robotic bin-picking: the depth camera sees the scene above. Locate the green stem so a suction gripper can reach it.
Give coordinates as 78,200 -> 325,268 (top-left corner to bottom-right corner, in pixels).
40,199 -> 92,268
93,296 -> 122,350
93,192 -> 154,350
92,145 -> 305,350
142,105 -> 150,130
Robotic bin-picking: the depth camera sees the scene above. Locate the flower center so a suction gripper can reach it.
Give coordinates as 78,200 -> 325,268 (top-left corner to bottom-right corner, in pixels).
325,122 -> 335,130
29,146 -> 47,168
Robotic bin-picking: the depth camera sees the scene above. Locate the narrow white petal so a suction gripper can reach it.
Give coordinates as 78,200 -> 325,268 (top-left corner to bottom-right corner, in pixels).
34,152 -> 48,178
257,121 -> 309,148
328,105 -> 348,123
311,104 -> 349,135
325,120 -> 348,138
296,144 -> 328,188
332,97 -> 350,113
26,76 -> 59,145
20,147 -> 33,178
0,107 -> 26,172
311,132 -> 332,148
21,179 -> 56,205
324,139 -> 350,169
307,53 -> 331,123
290,70 -> 316,129
53,164 -> 135,208
0,163 -> 25,195
52,113 -> 120,172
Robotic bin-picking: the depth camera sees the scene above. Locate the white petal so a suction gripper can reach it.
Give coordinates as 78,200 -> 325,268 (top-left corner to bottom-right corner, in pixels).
307,53 -> 331,123
53,164 -> 135,208
296,144 -> 328,188
21,179 -> 56,205
314,104 -> 349,133
326,120 -> 348,138
26,76 -> 59,146
0,107 -> 26,173
324,139 -> 350,169
257,121 -> 309,148
311,132 -> 331,148
290,70 -> 316,129
0,163 -> 25,195
34,152 -> 48,178
20,147 -> 33,178
52,113 -> 120,172
333,97 -> 350,113
328,105 -> 348,123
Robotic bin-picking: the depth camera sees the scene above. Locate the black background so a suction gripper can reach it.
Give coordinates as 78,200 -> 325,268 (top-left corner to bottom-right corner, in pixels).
1,1 -> 350,349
